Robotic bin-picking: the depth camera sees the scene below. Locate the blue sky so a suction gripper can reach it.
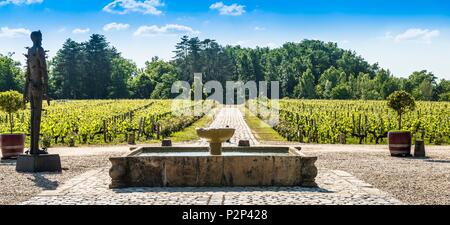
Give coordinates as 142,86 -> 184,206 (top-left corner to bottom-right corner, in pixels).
0,0 -> 450,80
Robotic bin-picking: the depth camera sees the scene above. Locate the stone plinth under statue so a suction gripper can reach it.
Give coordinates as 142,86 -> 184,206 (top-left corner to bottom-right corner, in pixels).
16,154 -> 62,173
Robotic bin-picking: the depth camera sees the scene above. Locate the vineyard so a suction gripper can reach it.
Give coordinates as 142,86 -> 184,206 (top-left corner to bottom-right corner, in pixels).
252,99 -> 450,145
1,98 -> 449,146
0,99 -> 216,146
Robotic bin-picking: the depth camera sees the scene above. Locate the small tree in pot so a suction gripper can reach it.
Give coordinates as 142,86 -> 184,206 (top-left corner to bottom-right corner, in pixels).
387,91 -> 416,157
0,91 -> 26,159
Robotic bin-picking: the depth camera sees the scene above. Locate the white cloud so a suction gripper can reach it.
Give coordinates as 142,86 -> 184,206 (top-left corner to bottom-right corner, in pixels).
72,28 -> 90,34
210,2 -> 245,16
133,24 -> 199,37
383,31 -> 394,40
103,0 -> 163,15
0,0 -> 43,6
103,22 -> 130,31
254,26 -> 265,31
0,27 -> 30,38
388,28 -> 440,44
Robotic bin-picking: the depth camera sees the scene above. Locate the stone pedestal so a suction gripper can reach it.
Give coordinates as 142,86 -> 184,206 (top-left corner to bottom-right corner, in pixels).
414,140 -> 426,158
16,154 -> 62,173
238,140 -> 250,147
209,143 -> 222,155
161,139 -> 172,147
127,133 -> 136,145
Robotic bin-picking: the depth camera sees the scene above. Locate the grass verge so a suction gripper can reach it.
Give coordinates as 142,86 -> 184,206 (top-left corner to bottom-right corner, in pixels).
170,113 -> 215,142
243,109 -> 286,142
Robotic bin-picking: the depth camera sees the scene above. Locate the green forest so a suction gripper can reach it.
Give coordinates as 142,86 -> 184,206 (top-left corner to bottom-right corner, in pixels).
1,34 -> 449,101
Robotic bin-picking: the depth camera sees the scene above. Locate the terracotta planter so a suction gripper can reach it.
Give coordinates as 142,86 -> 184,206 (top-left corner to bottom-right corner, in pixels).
388,131 -> 412,157
0,134 -> 25,160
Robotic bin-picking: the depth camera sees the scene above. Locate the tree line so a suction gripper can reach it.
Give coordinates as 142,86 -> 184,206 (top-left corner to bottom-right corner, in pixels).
1,34 -> 449,101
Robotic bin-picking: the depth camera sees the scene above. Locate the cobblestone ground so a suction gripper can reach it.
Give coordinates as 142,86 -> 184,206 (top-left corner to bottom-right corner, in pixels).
20,168 -> 401,205
206,106 -> 259,146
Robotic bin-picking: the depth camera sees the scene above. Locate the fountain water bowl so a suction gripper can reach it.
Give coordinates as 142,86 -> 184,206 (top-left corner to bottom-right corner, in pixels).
196,128 -> 235,155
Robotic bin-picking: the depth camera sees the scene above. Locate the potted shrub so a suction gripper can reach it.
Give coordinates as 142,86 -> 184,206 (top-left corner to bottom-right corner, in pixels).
0,91 -> 26,159
387,91 -> 416,157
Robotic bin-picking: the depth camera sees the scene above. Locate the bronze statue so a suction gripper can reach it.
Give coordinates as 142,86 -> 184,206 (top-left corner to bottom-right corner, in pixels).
23,31 -> 49,155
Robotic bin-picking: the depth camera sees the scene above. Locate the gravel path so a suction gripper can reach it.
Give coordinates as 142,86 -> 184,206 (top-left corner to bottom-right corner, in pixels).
0,153 -> 123,205
259,142 -> 450,205
301,146 -> 450,205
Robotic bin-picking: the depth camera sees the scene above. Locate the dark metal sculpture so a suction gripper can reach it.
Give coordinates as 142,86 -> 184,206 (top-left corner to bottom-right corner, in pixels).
23,30 -> 49,155
16,31 -> 61,172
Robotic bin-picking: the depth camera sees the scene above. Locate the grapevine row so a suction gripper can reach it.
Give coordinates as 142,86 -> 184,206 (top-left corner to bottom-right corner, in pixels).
250,99 -> 449,145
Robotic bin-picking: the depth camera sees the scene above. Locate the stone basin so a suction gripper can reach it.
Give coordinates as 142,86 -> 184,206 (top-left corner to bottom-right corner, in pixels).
109,146 -> 318,188
196,128 -> 235,155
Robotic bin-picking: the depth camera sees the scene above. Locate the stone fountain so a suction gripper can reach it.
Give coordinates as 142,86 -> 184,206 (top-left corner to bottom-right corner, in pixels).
109,127 -> 318,188
196,128 -> 235,155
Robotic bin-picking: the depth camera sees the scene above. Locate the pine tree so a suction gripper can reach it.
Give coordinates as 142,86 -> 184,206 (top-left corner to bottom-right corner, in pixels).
50,39 -> 85,99
84,34 -> 113,99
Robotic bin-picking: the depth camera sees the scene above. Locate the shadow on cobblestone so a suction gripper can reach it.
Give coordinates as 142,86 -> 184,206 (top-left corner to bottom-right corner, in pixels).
110,186 -> 333,194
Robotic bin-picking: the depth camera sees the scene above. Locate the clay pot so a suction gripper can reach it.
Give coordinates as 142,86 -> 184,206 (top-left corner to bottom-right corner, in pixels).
388,131 -> 412,157
0,134 -> 25,160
